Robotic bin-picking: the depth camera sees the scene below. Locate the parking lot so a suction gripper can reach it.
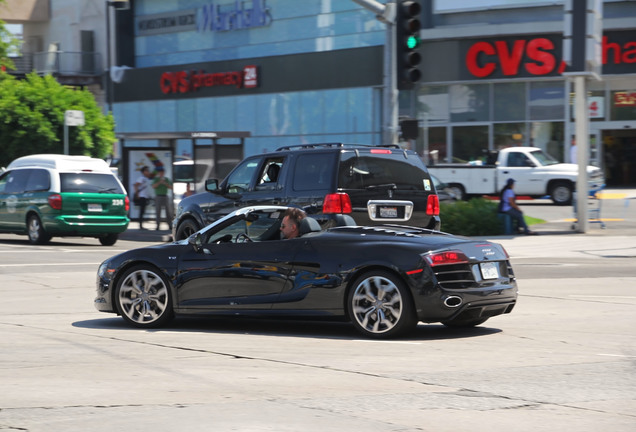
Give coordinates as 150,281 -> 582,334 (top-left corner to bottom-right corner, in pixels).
1,191 -> 635,432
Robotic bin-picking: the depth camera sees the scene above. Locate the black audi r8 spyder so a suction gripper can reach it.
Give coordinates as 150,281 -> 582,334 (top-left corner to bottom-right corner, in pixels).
95,206 -> 517,338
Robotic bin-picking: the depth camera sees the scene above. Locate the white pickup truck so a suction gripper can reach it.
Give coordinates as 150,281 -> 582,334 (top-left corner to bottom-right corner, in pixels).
428,147 -> 605,205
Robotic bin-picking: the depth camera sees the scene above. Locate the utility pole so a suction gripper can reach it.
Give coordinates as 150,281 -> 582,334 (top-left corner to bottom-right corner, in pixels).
352,0 -> 397,145
563,0 -> 603,233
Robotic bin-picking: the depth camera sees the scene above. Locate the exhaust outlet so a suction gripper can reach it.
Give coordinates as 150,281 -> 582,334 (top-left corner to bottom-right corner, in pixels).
444,295 -> 463,308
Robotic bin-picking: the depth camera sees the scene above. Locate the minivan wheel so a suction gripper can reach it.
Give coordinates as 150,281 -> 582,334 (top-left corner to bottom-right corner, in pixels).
99,233 -> 118,246
348,271 -> 416,339
176,219 -> 199,240
27,215 -> 51,245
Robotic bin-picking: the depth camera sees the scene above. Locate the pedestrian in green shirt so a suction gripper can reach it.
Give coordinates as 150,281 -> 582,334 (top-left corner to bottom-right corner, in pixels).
152,168 -> 173,231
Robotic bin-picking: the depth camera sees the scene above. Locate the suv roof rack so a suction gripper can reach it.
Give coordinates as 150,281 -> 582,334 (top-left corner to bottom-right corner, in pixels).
275,143 -> 402,151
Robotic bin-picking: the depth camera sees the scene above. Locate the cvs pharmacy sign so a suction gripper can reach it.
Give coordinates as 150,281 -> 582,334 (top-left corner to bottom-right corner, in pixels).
465,36 -> 563,79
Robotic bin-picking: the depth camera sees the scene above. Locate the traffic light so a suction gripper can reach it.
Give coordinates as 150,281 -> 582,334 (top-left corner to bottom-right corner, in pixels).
396,1 -> 422,90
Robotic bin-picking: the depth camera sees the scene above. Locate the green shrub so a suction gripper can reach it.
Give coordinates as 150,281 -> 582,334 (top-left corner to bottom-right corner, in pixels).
439,198 -> 505,236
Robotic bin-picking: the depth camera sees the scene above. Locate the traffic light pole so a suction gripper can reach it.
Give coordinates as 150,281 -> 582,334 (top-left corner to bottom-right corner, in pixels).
352,0 -> 398,145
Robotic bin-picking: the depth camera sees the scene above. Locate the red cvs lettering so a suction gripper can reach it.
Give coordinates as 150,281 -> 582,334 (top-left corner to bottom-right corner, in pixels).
466,38 -> 557,78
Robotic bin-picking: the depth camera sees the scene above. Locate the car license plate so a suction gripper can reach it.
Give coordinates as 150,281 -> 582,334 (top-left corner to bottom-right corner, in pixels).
379,206 -> 398,218
480,262 -> 499,279
87,203 -> 102,212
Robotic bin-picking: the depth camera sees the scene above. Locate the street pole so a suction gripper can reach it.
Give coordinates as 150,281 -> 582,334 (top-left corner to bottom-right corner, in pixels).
352,0 -> 397,145
105,1 -> 113,114
574,75 -> 589,233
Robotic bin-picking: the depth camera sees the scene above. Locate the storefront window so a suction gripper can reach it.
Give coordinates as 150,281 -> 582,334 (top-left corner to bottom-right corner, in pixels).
417,86 -> 449,123
452,125 -> 488,163
529,81 -> 565,120
530,122 -> 564,161
610,91 -> 636,121
425,127 -> 447,165
494,123 -> 526,149
450,84 -> 489,122
494,82 -> 526,121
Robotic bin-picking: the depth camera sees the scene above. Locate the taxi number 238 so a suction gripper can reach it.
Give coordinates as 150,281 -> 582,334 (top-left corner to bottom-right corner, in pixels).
112,199 -> 124,206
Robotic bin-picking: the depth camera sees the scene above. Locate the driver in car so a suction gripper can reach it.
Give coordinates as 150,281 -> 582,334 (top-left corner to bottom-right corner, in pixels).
280,208 -> 306,239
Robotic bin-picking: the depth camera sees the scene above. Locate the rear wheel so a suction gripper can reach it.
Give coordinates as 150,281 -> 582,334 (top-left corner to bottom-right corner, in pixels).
99,233 -> 118,246
348,270 -> 416,339
448,184 -> 465,201
115,265 -> 174,328
27,215 -> 51,245
175,219 -> 199,240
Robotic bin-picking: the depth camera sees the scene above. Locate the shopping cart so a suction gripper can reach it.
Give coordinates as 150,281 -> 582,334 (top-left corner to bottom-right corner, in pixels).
571,186 -> 606,229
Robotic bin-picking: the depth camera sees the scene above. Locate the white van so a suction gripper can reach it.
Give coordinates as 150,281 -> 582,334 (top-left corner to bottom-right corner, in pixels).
0,154 -> 130,245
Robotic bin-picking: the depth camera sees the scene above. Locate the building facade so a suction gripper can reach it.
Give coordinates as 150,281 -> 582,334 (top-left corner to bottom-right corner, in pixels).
409,0 -> 636,187
3,0 -> 636,187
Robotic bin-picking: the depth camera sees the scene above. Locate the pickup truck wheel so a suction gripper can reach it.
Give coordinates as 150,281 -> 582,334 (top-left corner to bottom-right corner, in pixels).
448,184 -> 465,201
175,219 -> 200,240
549,182 -> 573,206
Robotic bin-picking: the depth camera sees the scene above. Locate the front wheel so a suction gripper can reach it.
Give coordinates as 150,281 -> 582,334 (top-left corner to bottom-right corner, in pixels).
348,271 -> 416,339
175,219 -> 200,241
549,181 -> 573,205
27,214 -> 51,245
115,265 -> 174,328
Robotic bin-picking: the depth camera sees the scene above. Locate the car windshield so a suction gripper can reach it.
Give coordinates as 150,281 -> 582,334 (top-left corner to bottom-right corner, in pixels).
529,150 -> 560,166
203,208 -> 284,243
60,173 -> 125,193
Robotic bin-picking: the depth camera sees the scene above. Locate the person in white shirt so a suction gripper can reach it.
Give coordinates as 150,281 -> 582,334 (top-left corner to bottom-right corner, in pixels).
134,166 -> 152,229
570,137 -> 577,164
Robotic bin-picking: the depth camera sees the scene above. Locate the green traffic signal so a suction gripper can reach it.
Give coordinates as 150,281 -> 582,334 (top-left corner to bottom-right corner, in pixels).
406,35 -> 420,50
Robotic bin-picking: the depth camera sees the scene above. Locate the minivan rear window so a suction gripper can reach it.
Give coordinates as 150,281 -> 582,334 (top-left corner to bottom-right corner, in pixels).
60,173 -> 125,194
338,153 -> 428,190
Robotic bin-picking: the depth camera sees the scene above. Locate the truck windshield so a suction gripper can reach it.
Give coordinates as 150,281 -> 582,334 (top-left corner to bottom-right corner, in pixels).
530,150 -> 560,166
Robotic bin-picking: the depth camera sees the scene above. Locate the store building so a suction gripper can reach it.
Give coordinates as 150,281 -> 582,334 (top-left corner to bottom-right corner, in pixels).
408,0 -> 636,187
110,0 -> 386,161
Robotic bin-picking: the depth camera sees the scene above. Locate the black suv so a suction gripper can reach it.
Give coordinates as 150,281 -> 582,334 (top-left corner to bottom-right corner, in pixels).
172,144 -> 441,240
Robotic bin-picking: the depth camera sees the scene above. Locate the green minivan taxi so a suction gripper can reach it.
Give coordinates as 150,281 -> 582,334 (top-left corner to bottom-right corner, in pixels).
0,154 -> 130,245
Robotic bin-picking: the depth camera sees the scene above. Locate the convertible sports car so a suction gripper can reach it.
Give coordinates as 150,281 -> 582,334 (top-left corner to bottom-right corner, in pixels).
95,206 -> 518,338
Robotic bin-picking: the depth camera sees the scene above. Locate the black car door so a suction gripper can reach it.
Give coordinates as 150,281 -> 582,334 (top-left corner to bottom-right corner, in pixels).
176,218 -> 300,311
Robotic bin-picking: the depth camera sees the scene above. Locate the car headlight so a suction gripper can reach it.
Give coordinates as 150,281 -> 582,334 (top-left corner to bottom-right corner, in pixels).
98,261 -> 114,280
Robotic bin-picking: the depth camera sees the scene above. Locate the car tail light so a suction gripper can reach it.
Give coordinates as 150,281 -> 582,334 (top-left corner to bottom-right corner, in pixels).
370,149 -> 392,154
425,250 -> 469,267
323,193 -> 352,214
426,194 -> 440,215
48,194 -> 62,210
125,196 -> 130,212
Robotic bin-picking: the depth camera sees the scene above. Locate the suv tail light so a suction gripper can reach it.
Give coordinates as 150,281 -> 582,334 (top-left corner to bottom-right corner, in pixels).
425,250 -> 469,267
48,194 -> 62,210
323,193 -> 352,214
125,196 -> 130,212
426,194 -> 440,215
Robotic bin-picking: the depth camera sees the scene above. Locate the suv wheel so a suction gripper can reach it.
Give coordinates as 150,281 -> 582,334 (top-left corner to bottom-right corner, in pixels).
176,219 -> 200,240
27,215 -> 51,245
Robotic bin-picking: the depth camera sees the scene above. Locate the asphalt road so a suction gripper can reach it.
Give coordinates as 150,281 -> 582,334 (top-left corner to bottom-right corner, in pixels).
1,216 -> 635,432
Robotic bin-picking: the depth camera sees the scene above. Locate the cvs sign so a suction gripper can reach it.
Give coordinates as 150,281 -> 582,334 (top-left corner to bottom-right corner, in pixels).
465,36 -> 562,79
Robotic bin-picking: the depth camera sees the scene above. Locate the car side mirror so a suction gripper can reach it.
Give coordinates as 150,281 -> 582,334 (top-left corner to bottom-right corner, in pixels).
205,178 -> 219,192
189,232 -> 203,252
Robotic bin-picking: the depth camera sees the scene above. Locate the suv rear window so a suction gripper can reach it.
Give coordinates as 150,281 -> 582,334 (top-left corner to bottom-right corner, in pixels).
338,153 -> 429,191
60,173 -> 125,194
